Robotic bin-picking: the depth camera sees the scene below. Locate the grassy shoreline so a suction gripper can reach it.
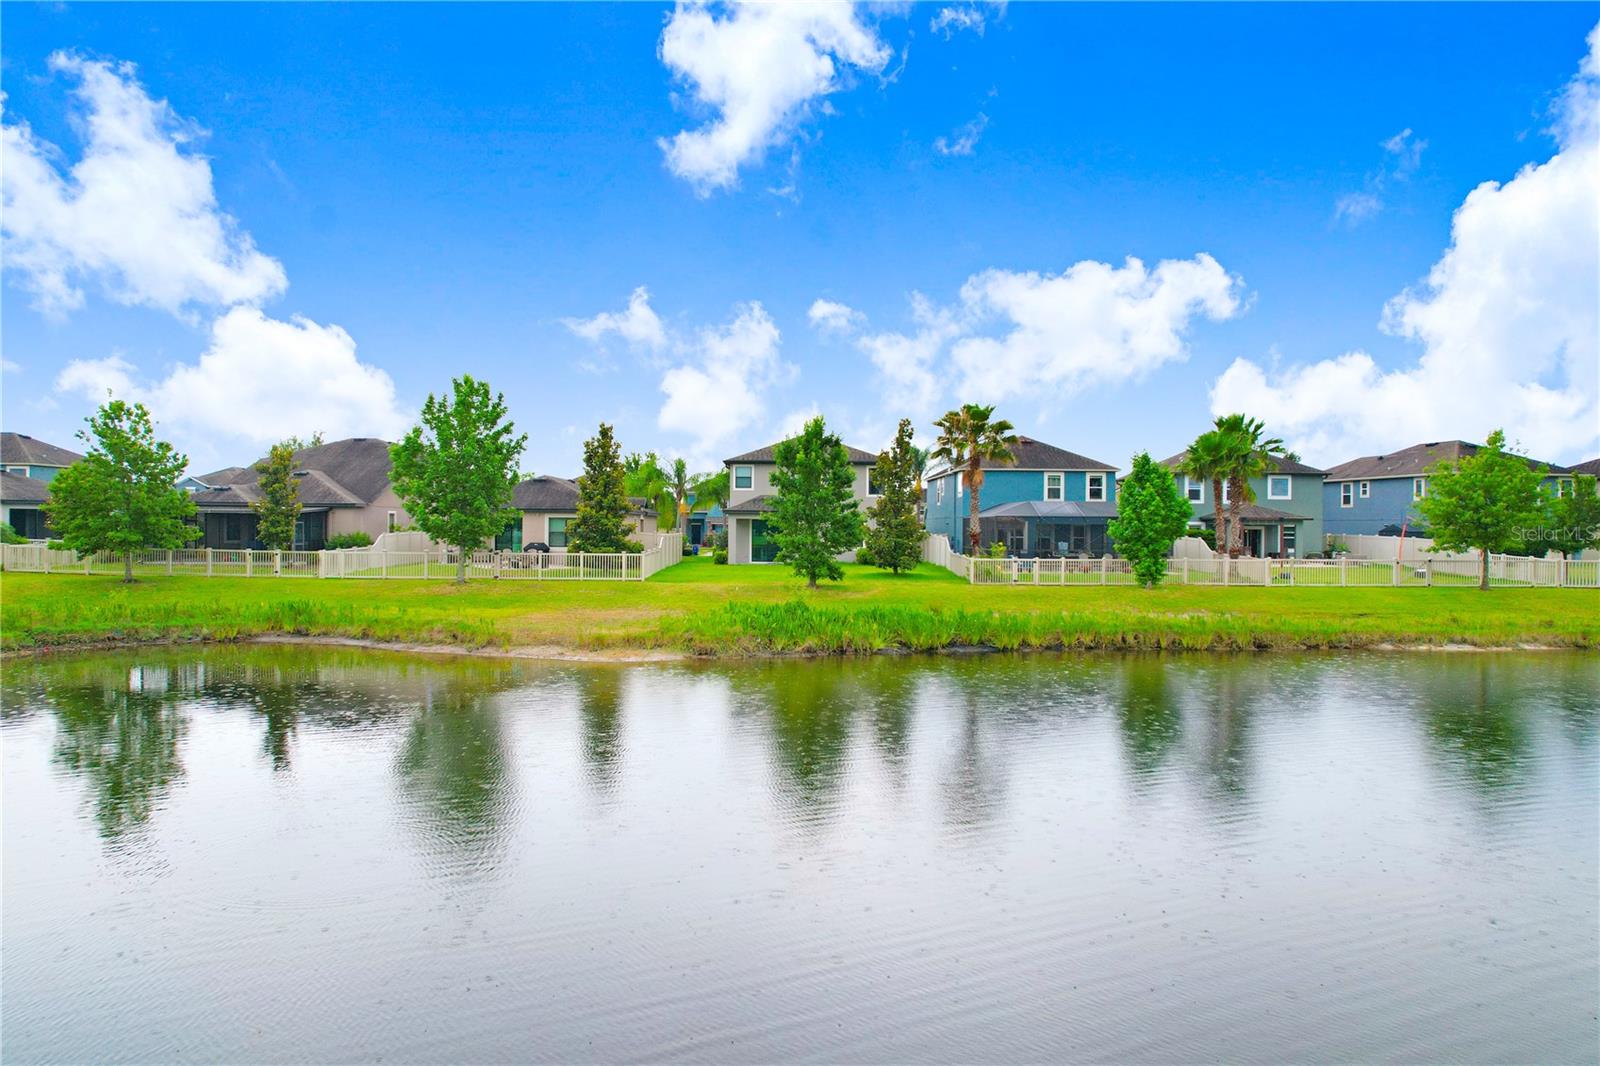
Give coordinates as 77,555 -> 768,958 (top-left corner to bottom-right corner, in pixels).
4,557 -> 1596,656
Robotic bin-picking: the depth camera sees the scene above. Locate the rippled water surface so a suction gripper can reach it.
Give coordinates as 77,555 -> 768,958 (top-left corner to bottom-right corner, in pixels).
3,648 -> 1596,1063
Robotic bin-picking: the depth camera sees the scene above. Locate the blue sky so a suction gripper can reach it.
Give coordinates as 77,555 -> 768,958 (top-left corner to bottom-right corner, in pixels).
2,2 -> 1596,476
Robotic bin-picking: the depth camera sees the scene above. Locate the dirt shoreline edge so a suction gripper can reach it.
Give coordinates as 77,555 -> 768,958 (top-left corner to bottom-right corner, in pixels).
0,632 -> 1576,662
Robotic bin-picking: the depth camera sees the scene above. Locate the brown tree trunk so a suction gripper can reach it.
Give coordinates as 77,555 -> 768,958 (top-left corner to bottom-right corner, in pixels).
1211,479 -> 1226,556
1479,548 -> 1489,591
966,464 -> 982,553
456,548 -> 468,584
123,550 -> 134,584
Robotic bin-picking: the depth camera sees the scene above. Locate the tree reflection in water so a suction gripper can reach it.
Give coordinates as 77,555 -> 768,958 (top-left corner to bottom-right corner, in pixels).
1115,657 -> 1183,785
575,667 -> 626,800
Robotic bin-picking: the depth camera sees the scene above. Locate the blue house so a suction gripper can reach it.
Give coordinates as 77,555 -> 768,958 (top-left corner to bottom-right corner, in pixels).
1323,440 -> 1574,539
1161,453 -> 1327,557
925,437 -> 1118,556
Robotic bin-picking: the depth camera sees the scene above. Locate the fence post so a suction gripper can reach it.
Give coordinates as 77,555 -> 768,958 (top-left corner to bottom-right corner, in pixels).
246,551 -> 253,578
167,550 -> 174,576
274,550 -> 282,576
1425,558 -> 1432,587
206,548 -> 214,577
423,553 -> 430,580
85,554 -> 92,575
1339,557 -> 1347,587
1182,557 -> 1189,585
43,549 -> 50,575
1223,555 -> 1230,586
1101,555 -> 1108,585
1392,560 -> 1399,587
382,551 -> 388,579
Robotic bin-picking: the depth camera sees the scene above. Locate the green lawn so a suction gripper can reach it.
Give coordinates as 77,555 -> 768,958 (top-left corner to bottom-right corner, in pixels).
3,553 -> 1595,655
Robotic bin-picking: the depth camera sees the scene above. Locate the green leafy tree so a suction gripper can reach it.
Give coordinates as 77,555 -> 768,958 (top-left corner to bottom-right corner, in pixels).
1416,429 -> 1547,590
250,442 -> 302,551
1212,413 -> 1286,556
690,469 -> 730,513
1109,452 -> 1195,587
44,399 -> 197,583
281,431 -> 325,452
864,418 -> 924,574
571,423 -> 642,553
1542,475 -> 1600,559
669,457 -> 691,531
389,375 -> 527,583
769,416 -> 866,588
1177,429 -> 1231,553
930,403 -> 1018,553
623,451 -> 672,529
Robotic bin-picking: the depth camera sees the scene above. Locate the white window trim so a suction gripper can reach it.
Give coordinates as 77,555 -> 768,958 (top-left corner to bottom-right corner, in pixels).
387,510 -> 398,532
1184,476 -> 1203,503
1044,472 -> 1063,501
1087,473 -> 1106,502
1412,477 -> 1427,500
1340,482 -> 1354,508
1221,480 -> 1231,505
4,465 -> 27,476
866,468 -> 881,497
1555,477 -> 1573,498
1359,481 -> 1370,498
733,465 -> 753,490
1267,475 -> 1291,500
936,478 -> 945,504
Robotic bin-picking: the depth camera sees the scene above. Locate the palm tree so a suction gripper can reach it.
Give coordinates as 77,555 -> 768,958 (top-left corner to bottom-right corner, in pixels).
623,451 -> 672,530
931,403 -> 1019,553
690,469 -> 730,514
1178,429 -> 1233,552
669,458 -> 691,531
1212,414 -> 1286,556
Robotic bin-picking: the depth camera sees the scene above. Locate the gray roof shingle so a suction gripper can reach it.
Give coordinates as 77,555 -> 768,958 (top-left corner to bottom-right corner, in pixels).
932,436 -> 1116,475
1324,440 -> 1567,480
725,442 -> 879,465
1159,451 -> 1327,475
0,470 -> 51,504
723,494 -> 777,515
512,475 -> 655,514
1568,458 -> 1600,477
1,432 -> 83,468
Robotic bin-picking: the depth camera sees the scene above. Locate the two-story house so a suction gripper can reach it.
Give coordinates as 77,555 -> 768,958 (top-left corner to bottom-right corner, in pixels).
0,432 -> 83,540
1,432 -> 83,484
1323,440 -> 1572,539
925,437 -> 1119,556
1161,453 -> 1327,558
722,441 -> 880,563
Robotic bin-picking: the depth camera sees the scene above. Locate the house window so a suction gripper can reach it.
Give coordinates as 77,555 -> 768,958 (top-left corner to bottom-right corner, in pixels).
223,514 -> 243,544
867,468 -> 881,496
1185,477 -> 1203,503
4,465 -> 26,476
1221,481 -> 1231,505
1087,474 -> 1106,502
1044,473 -> 1063,501
1268,475 -> 1291,500
387,511 -> 398,532
1555,478 -> 1574,498
1281,525 -> 1297,556
1412,477 -> 1427,500
734,465 -> 753,490
936,478 -> 945,504
1340,482 -> 1354,508
547,517 -> 569,548
1359,481 -> 1370,498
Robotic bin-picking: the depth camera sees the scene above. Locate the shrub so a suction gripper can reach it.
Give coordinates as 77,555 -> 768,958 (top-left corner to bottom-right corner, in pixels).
712,548 -> 729,565
324,531 -> 374,550
854,544 -> 877,567
986,540 -> 1007,559
1,525 -> 28,545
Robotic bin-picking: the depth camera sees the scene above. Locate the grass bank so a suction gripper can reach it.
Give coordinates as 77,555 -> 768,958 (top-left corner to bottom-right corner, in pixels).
3,555 -> 1596,656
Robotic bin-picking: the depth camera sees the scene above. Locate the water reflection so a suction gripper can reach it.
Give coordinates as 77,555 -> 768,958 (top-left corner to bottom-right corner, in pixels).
731,661 -> 859,828
574,667 -> 626,799
1115,659 -> 1183,783
42,661 -> 189,841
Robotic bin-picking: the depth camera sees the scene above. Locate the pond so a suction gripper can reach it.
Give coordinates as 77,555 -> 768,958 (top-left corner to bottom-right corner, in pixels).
2,648 -> 1596,1063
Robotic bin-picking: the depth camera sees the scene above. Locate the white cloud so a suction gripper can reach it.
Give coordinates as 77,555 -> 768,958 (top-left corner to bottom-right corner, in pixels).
56,306 -> 411,449
1333,126 -> 1428,226
562,285 -> 667,352
856,293 -> 964,416
950,254 -> 1243,401
657,1 -> 892,195
930,6 -> 986,37
807,297 -> 863,335
657,301 -> 793,463
1,52 -> 287,318
1,357 -> 21,374
1216,22 -> 1600,464
934,112 -> 988,157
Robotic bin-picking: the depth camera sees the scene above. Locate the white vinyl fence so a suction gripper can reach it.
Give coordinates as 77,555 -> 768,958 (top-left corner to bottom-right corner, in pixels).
2,533 -> 685,583
920,535 -> 1598,589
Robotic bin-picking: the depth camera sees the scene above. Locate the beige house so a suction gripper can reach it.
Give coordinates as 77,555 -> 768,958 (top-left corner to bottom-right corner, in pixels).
2,433 -> 85,540
722,441 -> 880,564
188,438 -> 413,548
508,475 -> 655,550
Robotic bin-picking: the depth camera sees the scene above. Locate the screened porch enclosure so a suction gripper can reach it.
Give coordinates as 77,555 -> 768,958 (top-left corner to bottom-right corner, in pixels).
976,500 -> 1119,557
